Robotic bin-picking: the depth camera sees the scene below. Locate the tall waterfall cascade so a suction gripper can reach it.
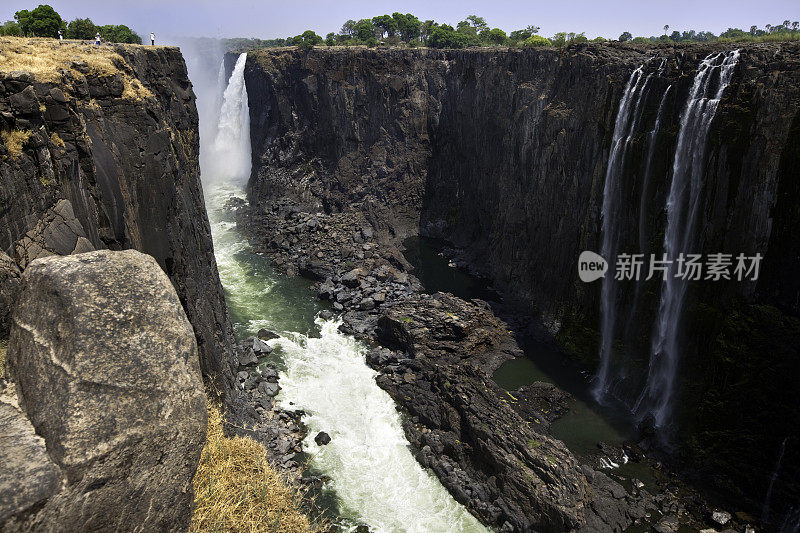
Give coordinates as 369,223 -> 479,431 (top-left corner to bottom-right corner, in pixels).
206,52 -> 251,186
201,52 -> 487,533
594,50 -> 742,432
637,50 -> 740,430
594,64 -> 652,401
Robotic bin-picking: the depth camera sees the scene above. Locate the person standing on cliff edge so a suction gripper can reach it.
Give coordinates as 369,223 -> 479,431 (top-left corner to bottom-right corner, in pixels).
95,32 -> 101,45
58,29 -> 63,43
151,32 -> 156,45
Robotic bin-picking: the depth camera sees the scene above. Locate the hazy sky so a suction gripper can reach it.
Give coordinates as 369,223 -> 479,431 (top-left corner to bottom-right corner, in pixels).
3,0 -> 798,40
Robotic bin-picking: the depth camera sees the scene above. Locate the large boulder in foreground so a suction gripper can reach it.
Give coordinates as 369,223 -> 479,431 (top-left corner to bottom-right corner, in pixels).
5,250 -> 206,531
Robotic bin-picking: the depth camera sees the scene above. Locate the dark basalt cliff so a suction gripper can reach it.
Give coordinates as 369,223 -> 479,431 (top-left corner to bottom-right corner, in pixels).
0,44 -> 236,389
243,43 -> 800,522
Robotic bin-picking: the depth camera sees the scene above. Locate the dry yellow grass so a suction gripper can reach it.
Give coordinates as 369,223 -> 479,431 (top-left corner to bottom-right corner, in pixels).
191,403 -> 318,533
50,132 -> 65,148
2,129 -> 32,160
0,37 -> 152,100
0,340 -> 7,378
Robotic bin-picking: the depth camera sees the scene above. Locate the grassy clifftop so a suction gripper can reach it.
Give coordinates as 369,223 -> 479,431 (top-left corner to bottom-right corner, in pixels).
0,36 -> 154,98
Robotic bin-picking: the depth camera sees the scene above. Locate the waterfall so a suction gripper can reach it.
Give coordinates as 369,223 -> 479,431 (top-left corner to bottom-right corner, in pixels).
762,437 -> 791,525
637,50 -> 740,429
200,50 -> 486,532
637,85 -> 672,256
206,52 -> 251,186
593,65 -> 651,401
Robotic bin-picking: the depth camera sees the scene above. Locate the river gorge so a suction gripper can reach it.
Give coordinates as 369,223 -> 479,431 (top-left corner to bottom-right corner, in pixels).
0,34 -> 798,533
204,42 -> 800,531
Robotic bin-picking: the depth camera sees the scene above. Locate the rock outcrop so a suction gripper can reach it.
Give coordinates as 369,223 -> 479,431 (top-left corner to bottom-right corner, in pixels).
0,41 -> 236,389
242,43 -> 800,516
0,250 -> 21,336
2,250 -> 206,531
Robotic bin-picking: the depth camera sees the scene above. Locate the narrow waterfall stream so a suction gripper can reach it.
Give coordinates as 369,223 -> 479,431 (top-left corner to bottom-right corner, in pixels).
202,53 -> 486,533
594,64 -> 649,402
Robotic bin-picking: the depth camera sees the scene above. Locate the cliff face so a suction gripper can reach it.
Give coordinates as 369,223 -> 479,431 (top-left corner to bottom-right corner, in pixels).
244,43 -> 800,515
0,40 -> 236,388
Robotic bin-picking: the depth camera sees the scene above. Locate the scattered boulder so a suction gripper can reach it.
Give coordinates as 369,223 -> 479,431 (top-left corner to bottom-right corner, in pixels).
238,348 -> 259,367
653,514 -> 680,533
711,510 -> 732,526
314,431 -> 331,446
341,268 -> 362,288
5,250 -> 206,531
258,381 -> 280,397
252,336 -> 273,354
257,328 -> 279,341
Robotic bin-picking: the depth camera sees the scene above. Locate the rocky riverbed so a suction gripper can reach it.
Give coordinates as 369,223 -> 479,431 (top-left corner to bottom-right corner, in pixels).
223,192 -> 756,532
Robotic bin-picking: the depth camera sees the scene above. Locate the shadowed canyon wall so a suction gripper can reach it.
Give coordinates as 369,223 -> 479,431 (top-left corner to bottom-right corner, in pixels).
0,44 -> 236,389
242,42 -> 800,519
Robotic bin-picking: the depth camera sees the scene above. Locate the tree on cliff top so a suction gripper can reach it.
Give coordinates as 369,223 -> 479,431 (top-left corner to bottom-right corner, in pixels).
66,18 -> 97,40
14,5 -> 64,38
289,30 -> 323,51
0,21 -> 23,36
97,24 -> 142,44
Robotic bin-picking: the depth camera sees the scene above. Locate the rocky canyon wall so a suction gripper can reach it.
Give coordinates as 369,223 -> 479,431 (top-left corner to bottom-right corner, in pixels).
243,42 -> 800,516
0,42 -> 236,389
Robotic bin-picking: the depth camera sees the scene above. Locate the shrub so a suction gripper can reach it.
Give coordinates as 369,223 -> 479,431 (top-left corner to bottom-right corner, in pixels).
2,129 -> 32,160
483,27 -> 507,45
97,24 -> 142,44
0,21 -> 22,36
524,34 -> 552,47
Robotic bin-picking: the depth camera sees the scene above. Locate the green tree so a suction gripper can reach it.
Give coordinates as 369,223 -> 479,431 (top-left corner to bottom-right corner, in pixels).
66,17 -> 97,40
427,24 -> 477,48
392,13 -> 420,42
456,20 -> 477,36
524,34 -> 551,47
14,5 -> 64,37
551,32 -> 567,46
98,24 -> 142,44
325,32 -> 336,46
340,19 -> 357,37
619,31 -> 632,42
466,15 -> 488,32
483,28 -> 507,44
720,27 -> 748,39
0,21 -> 22,36
509,25 -> 541,43
352,19 -> 376,42
420,20 -> 436,41
292,30 -> 323,50
371,14 -> 397,38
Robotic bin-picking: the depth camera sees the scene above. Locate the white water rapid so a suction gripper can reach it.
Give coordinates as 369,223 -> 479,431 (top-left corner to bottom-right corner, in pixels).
637,50 -> 740,429
201,52 -> 486,533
